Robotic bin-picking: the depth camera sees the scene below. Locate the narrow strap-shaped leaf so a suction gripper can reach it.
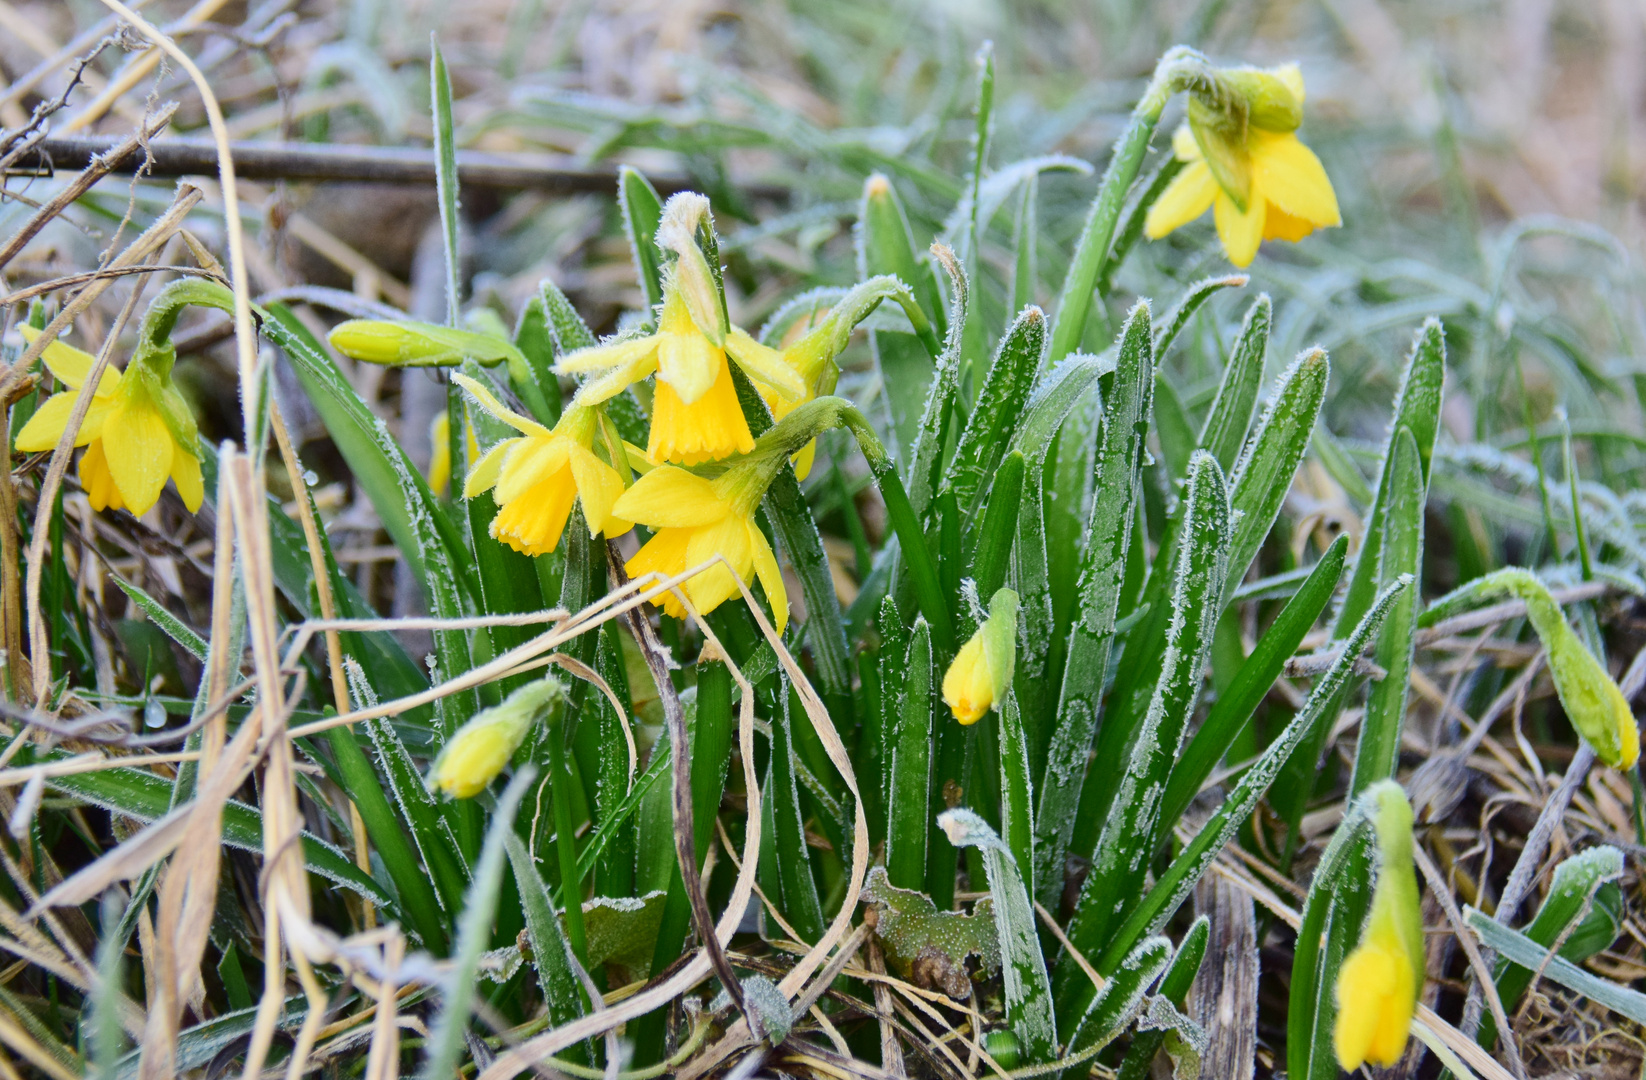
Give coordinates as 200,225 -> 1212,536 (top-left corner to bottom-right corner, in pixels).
1223,346 -> 1330,602
110,574 -> 205,661
997,693 -> 1035,903
1032,302 -> 1152,911
1348,426 -> 1426,796
419,769 -> 534,1080
1151,372 -> 1195,480
430,37 -> 461,325
885,619 -> 933,892
1289,829 -> 1374,1080
1198,295 -> 1271,473
1466,906 -> 1646,1025
539,277 -> 598,352
365,714 -> 473,914
940,809 -> 1056,1065
1013,454 -> 1056,781
510,295 -> 563,426
1156,533 -> 1349,846
1097,576 -> 1411,981
1043,387 -> 1100,710
1113,916 -> 1210,1080
504,833 -> 594,1065
943,305 -> 1046,518
1058,936 -> 1172,1080
618,167 -> 665,313
1152,274 -> 1246,360
1063,452 -> 1227,1010
762,689 -> 826,944
590,623 -> 637,899
1011,178 -> 1038,316
859,173 -> 943,459
1009,351 -> 1116,460
1094,154 -> 1185,299
968,450 -> 1024,602
905,250 -> 968,519
1332,319 -> 1446,639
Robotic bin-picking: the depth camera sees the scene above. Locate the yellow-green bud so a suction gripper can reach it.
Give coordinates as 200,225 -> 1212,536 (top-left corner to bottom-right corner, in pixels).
942,588 -> 1019,724
328,319 -> 526,368
655,192 -> 726,345
1185,63 -> 1304,212
427,677 -> 565,799
1334,780 -> 1423,1070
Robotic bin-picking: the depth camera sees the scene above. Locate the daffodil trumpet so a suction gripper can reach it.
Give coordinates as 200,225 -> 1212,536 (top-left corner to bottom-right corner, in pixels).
1422,569 -> 1638,768
943,588 -> 1019,724
1143,62 -> 1340,267
14,279 -> 221,517
429,676 -> 566,799
451,372 -> 632,556
1334,780 -> 1424,1071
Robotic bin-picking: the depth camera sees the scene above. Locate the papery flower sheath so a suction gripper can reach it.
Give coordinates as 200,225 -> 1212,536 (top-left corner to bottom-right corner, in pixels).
554,284 -> 804,466
14,327 -> 203,516
613,462 -> 788,633
451,373 -> 631,555
1334,781 -> 1424,1071
1145,64 -> 1340,267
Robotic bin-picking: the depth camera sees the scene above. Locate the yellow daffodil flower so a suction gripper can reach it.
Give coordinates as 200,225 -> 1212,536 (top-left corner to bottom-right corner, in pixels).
553,284 -> 804,467
1145,64 -> 1340,267
426,408 -> 480,497
14,326 -> 203,516
451,373 -> 632,556
1335,781 -> 1424,1071
942,588 -> 1019,724
613,461 -> 788,633
429,677 -> 564,798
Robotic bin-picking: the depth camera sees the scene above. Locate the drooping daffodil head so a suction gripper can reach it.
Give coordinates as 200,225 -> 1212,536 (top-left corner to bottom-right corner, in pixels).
1145,63 -> 1340,267
942,588 -> 1019,725
429,677 -> 565,799
1334,780 -> 1424,1071
14,326 -> 203,517
552,193 -> 804,467
451,373 -> 632,556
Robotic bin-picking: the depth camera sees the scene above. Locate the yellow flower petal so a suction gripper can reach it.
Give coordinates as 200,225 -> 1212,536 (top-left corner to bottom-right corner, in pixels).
101,398 -> 175,516
463,438 -> 517,499
1171,124 -> 1201,162
566,445 -> 631,539
19,327 -> 120,397
656,330 -> 722,406
1334,937 -> 1414,1069
1263,205 -> 1317,242
746,521 -> 789,634
494,438 -> 572,507
627,527 -> 694,620
563,339 -> 659,407
942,632 -> 994,724
1213,191 -> 1266,268
791,439 -> 817,482
171,445 -> 204,512
646,358 -> 755,465
613,466 -> 726,528
452,372 -> 550,437
684,514 -> 754,616
491,468 -> 578,555
554,335 -> 657,375
725,330 -> 806,403
15,391 -> 110,451
1251,132 -> 1340,228
78,440 -> 124,512
1144,161 -> 1219,239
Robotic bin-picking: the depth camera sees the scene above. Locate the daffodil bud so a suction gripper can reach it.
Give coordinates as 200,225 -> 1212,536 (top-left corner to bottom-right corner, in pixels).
1474,570 -> 1639,769
655,192 -> 727,346
427,677 -> 565,799
942,588 -> 1019,724
328,319 -> 526,368
1334,780 -> 1424,1071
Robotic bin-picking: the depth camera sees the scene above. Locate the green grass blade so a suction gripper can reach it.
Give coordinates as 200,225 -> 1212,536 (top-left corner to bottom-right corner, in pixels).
1466,906 -> 1646,1025
419,768 -> 535,1080
1348,426 -> 1425,796
858,173 -> 943,459
905,252 -> 968,519
1059,935 -> 1171,1080
1033,302 -> 1152,911
504,832 -> 593,1065
1152,274 -> 1246,360
939,809 -> 1056,1065
997,693 -> 1035,903
539,277 -> 598,352
618,167 -> 665,313
509,295 -> 562,425
763,689 -> 826,943
1011,178 -> 1038,316
1113,916 -> 1209,1080
363,713 -> 472,917
1198,295 -> 1271,474
1063,451 -> 1227,1011
1151,372 -> 1195,479
943,306 -> 1045,518
109,573 -> 205,661
1157,533 -> 1349,845
968,450 -> 1024,602
1013,452 -> 1055,781
886,618 -> 933,892
429,37 -> 461,325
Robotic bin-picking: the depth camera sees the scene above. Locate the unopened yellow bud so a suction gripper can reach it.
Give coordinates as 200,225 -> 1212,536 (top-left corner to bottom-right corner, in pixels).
942,588 -> 1018,725
427,678 -> 564,799
328,319 -> 525,368
1335,781 -> 1423,1071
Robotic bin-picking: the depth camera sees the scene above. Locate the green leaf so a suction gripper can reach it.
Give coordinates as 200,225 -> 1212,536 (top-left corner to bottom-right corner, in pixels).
1007,351 -> 1116,461
759,688 -> 826,943
943,305 -> 1046,518
1198,295 -> 1271,474
583,890 -> 668,972
420,768 -> 534,1080
996,693 -> 1035,905
968,450 -> 1025,603
1288,822 -> 1374,1080
939,808 -> 1056,1065
1152,372 -> 1195,480
1067,452 -> 1228,984
1033,302 -> 1152,911
109,573 -> 205,661
1466,905 -> 1646,1024
863,866 -> 998,998
1348,426 -> 1424,796
115,997 -> 308,1079
539,277 -> 598,352
1059,935 -> 1172,1080
619,167 -> 665,313
1114,917 -> 1210,1080
430,37 -> 461,325
1013,449 -> 1056,781
905,251 -> 969,519
1152,275 -> 1246,360
509,295 -> 563,426
859,173 -> 943,460
1157,533 -> 1349,845
885,618 -> 933,892
505,833 -> 593,1065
